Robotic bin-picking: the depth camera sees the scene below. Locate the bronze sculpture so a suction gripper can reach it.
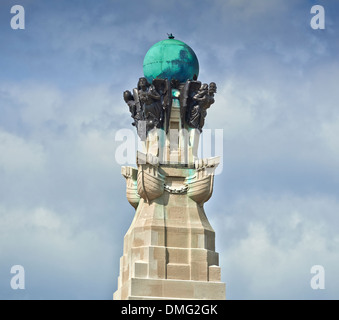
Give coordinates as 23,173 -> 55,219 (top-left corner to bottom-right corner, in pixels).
124,77 -> 216,134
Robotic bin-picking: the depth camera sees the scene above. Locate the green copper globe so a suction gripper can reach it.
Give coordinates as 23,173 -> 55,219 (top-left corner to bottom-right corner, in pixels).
143,36 -> 199,83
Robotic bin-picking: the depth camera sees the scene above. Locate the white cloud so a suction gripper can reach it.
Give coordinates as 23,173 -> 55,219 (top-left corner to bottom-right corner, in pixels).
0,130 -> 46,173
0,80 -> 128,299
209,78 -> 278,139
31,207 -> 62,230
211,193 -> 339,299
0,203 -> 119,299
5,84 -> 62,128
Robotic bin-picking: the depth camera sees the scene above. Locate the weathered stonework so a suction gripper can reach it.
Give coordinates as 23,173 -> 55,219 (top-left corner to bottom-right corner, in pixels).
115,36 -> 225,300
114,137 -> 225,300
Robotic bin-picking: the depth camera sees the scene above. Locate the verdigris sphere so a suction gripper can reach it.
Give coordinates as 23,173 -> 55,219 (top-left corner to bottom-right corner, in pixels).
143,38 -> 199,83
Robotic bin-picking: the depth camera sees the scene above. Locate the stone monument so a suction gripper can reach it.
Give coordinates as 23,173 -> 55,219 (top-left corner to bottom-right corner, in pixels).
114,35 -> 225,300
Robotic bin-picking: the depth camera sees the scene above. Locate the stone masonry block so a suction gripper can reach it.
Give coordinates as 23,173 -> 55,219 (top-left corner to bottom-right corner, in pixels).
133,261 -> 148,278
209,265 -> 221,282
190,261 -> 208,281
167,263 -> 190,280
167,248 -> 189,264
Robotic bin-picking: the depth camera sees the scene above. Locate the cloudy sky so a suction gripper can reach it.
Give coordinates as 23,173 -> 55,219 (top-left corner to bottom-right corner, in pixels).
1,0 -> 338,299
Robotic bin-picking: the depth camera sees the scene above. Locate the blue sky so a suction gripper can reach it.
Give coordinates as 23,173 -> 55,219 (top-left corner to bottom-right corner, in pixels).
1,0 -> 339,299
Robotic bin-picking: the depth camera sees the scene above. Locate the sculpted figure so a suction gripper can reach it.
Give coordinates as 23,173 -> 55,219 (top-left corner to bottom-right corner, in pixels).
189,82 -> 217,131
153,78 -> 172,133
123,90 -> 138,127
124,77 -> 174,136
180,80 -> 201,129
136,77 -> 163,133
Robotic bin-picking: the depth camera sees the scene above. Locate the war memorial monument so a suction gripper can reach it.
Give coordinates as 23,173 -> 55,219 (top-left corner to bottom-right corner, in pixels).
113,35 -> 226,300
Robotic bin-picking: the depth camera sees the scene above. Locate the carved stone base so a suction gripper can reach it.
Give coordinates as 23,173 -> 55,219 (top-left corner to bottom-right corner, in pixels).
114,156 -> 225,300
113,278 -> 225,300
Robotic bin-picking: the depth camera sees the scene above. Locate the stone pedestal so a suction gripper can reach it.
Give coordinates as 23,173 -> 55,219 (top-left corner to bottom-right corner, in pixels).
114,154 -> 225,300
